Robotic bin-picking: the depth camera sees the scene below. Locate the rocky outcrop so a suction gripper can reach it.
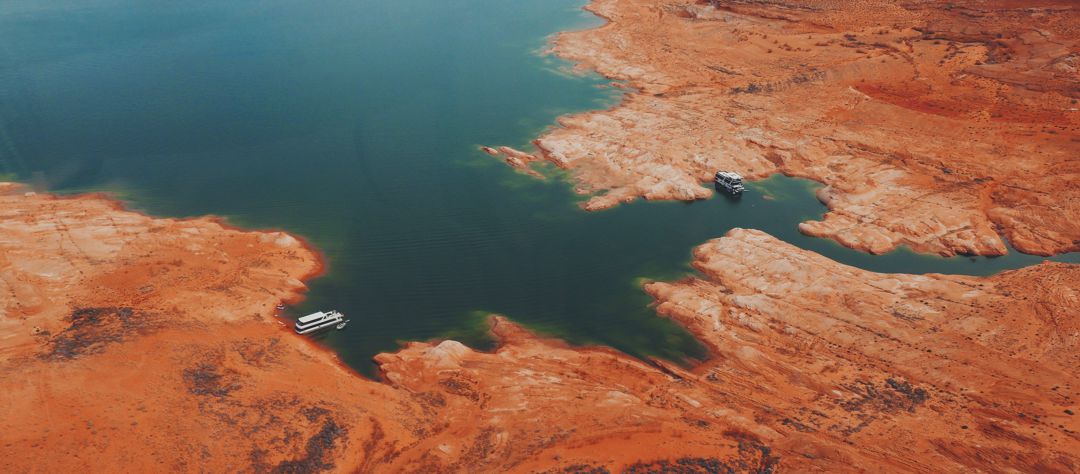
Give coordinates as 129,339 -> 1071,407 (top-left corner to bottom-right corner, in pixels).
488,0 -> 1080,256
1,185 -> 1077,472
646,228 -> 1080,472
0,185 -> 793,472
373,228 -> 1080,472
373,317 -> 783,472
0,183 -> 406,472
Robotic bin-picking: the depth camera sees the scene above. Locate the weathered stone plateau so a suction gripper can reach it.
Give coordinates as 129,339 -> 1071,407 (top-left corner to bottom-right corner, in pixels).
488,0 -> 1080,257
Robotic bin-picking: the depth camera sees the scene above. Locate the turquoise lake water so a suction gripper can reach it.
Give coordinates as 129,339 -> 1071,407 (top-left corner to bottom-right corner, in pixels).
1,0 -> 1075,374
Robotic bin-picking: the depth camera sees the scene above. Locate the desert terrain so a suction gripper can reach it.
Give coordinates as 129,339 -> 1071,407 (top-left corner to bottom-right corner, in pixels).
3,0 -> 1080,472
488,0 -> 1079,257
0,184 -> 781,472
1,188 -> 1077,472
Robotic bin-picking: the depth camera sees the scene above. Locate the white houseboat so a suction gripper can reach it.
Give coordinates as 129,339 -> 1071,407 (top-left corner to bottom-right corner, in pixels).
714,171 -> 745,195
294,310 -> 348,335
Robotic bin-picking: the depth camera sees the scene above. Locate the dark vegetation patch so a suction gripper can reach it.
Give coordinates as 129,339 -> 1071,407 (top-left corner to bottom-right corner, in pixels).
301,406 -> 331,423
541,464 -> 611,474
781,417 -> 817,433
840,378 -> 929,414
415,391 -> 447,408
41,307 -> 160,360
239,400 -> 350,472
250,449 -> 271,473
624,457 -> 739,474
829,378 -> 930,435
233,338 -> 283,367
183,361 -> 242,398
623,432 -> 780,474
702,0 -> 822,14
356,420 -> 396,472
622,455 -> 777,474
269,416 -> 347,474
683,416 -> 711,429
885,378 -> 930,407
729,71 -> 825,94
439,374 -> 484,403
458,428 -> 498,466
174,344 -> 347,474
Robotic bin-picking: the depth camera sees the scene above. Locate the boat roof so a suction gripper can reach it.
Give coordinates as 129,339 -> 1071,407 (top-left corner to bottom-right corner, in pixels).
716,171 -> 743,179
298,311 -> 328,323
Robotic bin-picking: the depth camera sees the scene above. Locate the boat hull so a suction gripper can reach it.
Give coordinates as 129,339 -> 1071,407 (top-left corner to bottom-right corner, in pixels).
715,181 -> 744,195
294,311 -> 347,334
295,319 -> 343,334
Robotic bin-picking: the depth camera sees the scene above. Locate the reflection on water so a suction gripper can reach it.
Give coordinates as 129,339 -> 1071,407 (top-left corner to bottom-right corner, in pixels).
1,0 -> 1074,375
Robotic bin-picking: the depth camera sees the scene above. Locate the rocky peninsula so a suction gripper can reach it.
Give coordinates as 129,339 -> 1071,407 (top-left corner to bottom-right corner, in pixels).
2,184 -> 1077,472
488,0 -> 1079,257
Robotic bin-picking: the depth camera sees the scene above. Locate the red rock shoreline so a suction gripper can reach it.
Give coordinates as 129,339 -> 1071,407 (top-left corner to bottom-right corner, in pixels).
2,183 -> 1077,472
488,0 -> 1080,257
3,0 -> 1080,471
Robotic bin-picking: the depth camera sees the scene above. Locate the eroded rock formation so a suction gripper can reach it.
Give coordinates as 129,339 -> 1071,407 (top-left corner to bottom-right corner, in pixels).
488,0 -> 1080,256
3,184 -> 1076,472
0,183 -> 401,472
0,185 -> 780,472
647,228 -> 1080,472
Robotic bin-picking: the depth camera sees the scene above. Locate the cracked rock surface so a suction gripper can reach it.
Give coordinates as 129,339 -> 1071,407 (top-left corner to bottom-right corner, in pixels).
489,0 -> 1080,256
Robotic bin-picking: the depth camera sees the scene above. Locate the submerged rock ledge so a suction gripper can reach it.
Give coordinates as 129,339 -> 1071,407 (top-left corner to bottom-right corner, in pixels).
2,184 -> 1076,472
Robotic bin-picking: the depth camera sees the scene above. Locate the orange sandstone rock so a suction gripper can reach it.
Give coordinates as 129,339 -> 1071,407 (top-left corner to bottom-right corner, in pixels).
490,0 -> 1080,256
2,185 -> 1078,472
0,183 -> 411,472
0,185 -> 779,472
646,228 -> 1080,472
373,317 -> 782,472
372,228 -> 1080,472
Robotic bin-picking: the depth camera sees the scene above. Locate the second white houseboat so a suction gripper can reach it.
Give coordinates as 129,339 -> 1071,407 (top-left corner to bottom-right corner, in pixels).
294,310 -> 348,335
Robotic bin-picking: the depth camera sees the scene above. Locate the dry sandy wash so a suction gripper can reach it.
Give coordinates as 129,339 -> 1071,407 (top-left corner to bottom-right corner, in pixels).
487,0 -> 1080,257
1,184 -> 1078,473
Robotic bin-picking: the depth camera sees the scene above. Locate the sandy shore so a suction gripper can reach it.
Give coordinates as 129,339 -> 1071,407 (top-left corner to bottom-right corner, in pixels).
487,0 -> 1080,257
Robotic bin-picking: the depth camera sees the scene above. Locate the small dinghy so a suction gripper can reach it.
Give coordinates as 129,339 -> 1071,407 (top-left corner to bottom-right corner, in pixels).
294,310 -> 349,335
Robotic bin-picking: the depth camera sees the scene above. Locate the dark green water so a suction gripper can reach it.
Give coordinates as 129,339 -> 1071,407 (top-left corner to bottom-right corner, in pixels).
1,0 -> 1075,374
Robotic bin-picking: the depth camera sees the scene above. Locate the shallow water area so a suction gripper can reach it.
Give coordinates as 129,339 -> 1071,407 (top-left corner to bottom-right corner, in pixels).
1,0 -> 1074,375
